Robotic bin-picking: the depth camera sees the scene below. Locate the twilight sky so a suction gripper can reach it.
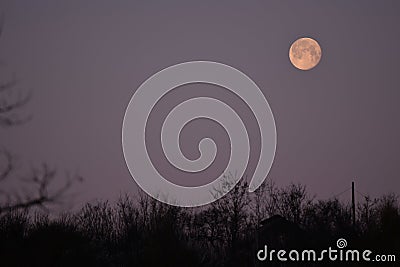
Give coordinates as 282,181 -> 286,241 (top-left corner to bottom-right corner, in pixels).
1,1 -> 400,207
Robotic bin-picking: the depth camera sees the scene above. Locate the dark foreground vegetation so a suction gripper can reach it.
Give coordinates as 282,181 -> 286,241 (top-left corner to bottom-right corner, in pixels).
0,179 -> 399,267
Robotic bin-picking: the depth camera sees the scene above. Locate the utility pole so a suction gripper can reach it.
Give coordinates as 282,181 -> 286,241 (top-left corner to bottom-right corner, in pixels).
352,181 -> 356,227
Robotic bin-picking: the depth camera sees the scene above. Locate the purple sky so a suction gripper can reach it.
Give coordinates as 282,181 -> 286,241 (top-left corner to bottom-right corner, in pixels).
1,1 -> 400,207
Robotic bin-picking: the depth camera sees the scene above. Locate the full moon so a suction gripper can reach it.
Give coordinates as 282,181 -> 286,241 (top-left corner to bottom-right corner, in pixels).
289,37 -> 322,70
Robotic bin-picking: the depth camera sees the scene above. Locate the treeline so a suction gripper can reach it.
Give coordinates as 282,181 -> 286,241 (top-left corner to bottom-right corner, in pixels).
0,179 -> 399,267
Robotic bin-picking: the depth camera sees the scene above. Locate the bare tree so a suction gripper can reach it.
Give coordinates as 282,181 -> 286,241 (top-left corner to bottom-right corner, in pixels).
0,21 -> 31,127
0,22 -> 80,215
0,162 -> 81,214
266,182 -> 314,225
208,173 -> 252,265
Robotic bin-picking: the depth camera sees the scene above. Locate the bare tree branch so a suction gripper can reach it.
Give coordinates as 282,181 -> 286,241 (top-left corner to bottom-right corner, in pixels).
0,76 -> 17,93
0,90 -> 31,113
0,19 -> 81,216
0,20 -> 30,127
0,149 -> 13,181
0,163 -> 82,215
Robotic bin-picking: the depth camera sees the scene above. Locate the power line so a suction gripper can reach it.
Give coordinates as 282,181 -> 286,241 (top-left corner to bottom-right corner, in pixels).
356,190 -> 368,198
332,187 -> 351,198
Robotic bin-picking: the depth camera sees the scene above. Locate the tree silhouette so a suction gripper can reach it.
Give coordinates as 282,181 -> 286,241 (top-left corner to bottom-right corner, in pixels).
0,22 -> 80,215
0,179 -> 399,266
